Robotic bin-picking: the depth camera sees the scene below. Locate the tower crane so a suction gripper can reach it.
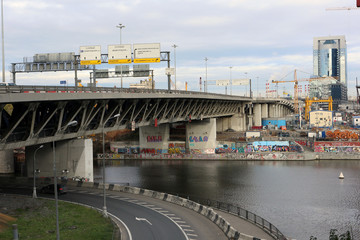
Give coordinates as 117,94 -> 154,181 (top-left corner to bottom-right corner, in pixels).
272,69 -> 335,114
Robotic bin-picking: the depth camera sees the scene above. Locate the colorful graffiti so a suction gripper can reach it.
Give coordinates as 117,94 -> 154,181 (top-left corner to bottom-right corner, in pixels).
314,141 -> 360,153
147,136 -> 162,142
189,136 -> 208,142
168,143 -> 186,154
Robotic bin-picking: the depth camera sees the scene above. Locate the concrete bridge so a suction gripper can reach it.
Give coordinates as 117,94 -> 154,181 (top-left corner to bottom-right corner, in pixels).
0,85 -> 294,179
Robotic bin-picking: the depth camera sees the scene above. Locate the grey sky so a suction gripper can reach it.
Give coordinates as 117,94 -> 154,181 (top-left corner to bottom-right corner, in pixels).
2,0 -> 360,96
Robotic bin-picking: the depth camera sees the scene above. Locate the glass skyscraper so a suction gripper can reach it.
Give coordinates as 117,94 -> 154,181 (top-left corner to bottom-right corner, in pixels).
313,35 -> 347,86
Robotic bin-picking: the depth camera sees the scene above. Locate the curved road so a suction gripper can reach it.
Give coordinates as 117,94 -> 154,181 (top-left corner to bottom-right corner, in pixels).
0,185 -> 228,240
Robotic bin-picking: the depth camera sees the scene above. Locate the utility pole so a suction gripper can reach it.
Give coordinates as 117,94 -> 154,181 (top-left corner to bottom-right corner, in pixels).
1,0 -> 5,83
172,44 -> 177,90
116,23 -> 125,88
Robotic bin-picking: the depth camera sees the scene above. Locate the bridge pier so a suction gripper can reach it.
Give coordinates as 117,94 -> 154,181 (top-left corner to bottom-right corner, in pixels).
26,138 -> 93,181
0,150 -> 14,174
139,124 -> 170,154
186,118 -> 216,154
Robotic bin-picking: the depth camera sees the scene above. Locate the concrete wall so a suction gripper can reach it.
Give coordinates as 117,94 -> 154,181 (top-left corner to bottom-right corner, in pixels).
0,150 -> 14,174
25,138 -> 93,182
139,124 -> 170,153
186,118 -> 216,154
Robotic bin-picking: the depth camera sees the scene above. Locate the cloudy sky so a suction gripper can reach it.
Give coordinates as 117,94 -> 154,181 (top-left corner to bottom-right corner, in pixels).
2,0 -> 360,97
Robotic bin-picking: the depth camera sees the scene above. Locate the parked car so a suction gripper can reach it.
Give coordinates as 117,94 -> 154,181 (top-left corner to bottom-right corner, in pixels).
40,184 -> 67,195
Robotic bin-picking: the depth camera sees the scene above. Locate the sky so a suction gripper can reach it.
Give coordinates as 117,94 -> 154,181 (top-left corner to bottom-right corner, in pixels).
2,0 -> 360,97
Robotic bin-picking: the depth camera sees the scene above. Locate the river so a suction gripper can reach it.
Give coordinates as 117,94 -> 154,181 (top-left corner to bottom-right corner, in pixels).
94,159 -> 360,239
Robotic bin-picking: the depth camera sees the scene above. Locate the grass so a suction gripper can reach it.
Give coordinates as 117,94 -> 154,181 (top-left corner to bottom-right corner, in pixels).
0,199 -> 114,240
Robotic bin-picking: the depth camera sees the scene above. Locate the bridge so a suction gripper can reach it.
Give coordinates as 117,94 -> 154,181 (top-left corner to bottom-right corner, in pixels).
0,85 -> 294,178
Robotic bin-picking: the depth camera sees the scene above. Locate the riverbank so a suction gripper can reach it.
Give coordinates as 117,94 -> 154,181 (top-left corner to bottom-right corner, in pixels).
97,151 -> 360,161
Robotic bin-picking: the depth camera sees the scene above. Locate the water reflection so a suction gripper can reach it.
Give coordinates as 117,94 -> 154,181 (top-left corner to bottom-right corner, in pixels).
94,160 -> 360,239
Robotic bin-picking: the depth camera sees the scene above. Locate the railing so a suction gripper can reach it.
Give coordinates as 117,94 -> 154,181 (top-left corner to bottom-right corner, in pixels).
0,85 -> 253,99
180,195 -> 287,240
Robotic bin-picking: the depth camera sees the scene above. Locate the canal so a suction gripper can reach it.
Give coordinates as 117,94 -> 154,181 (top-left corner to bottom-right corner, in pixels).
94,159 -> 360,239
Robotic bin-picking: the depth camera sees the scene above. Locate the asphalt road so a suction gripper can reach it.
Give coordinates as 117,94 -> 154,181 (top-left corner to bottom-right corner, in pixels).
0,185 -> 228,240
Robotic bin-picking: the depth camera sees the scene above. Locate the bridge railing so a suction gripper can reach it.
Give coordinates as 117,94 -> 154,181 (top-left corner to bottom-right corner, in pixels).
0,85 -> 252,100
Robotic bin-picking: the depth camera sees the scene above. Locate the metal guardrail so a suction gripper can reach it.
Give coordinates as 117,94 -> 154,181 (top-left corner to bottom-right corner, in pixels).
180,196 -> 287,240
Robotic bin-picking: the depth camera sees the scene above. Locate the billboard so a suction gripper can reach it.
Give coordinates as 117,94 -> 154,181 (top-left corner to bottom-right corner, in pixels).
133,43 -> 160,63
108,44 -> 132,64
232,79 -> 250,86
80,45 -> 101,65
216,80 -> 230,86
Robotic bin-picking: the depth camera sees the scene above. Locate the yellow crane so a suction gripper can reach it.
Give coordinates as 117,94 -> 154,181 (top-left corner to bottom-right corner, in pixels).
272,69 -> 333,114
304,96 -> 333,121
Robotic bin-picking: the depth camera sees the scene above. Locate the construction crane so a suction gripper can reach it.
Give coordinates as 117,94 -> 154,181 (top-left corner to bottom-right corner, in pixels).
271,69 -> 332,114
304,96 -> 333,121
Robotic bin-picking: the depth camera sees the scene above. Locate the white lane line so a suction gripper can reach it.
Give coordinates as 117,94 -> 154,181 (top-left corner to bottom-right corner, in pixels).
187,233 -> 198,237
183,229 -> 195,232
175,220 -> 186,223
180,225 -> 191,228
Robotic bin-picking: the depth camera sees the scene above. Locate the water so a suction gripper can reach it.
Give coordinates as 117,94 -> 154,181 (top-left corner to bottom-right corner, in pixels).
94,160 -> 360,239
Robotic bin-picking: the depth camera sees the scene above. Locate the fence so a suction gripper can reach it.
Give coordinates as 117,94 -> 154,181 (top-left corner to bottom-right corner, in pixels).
185,196 -> 287,240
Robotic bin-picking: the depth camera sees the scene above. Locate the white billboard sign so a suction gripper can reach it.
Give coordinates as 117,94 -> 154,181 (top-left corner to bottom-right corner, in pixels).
108,44 -> 132,64
80,45 -> 101,65
216,80 -> 230,86
133,43 -> 160,63
232,79 -> 250,86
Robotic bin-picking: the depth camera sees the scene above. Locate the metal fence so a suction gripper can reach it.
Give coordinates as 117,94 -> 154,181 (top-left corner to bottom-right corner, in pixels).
181,196 -> 287,240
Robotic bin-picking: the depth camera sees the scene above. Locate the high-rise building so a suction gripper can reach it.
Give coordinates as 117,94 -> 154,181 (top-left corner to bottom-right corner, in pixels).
313,35 -> 347,85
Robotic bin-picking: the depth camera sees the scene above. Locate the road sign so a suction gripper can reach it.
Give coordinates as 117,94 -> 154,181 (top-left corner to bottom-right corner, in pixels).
108,44 -> 132,64
232,79 -> 250,86
165,68 -> 175,75
216,80 -> 230,86
80,45 -> 101,65
133,43 -> 160,63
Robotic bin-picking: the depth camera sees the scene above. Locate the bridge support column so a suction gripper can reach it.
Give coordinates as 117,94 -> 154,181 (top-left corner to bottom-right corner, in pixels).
26,138 -> 94,182
261,104 -> 268,119
0,150 -> 14,174
186,118 -> 216,154
139,124 -> 170,154
253,104 -> 262,127
247,104 -> 253,130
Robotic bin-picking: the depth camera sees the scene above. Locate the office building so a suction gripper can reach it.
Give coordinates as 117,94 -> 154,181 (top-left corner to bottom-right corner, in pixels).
313,36 -> 347,85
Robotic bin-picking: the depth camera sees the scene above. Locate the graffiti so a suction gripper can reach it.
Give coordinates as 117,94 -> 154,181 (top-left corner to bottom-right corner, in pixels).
147,136 -> 162,142
168,143 -> 186,154
189,136 -> 208,142
314,141 -> 360,153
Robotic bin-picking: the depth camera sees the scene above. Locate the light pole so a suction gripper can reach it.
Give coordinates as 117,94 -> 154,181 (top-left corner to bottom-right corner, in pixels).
32,144 -> 44,198
53,120 -> 78,240
204,57 -> 208,93
172,44 -> 177,90
245,72 -> 248,96
1,0 -> 5,83
116,23 -> 125,88
229,66 -> 233,95
102,113 -> 120,217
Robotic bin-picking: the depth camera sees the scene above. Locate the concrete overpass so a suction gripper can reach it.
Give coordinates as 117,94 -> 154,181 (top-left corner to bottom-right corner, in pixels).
0,85 -> 294,178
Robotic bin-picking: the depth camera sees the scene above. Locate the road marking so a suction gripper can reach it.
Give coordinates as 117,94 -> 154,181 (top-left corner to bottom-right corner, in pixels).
183,229 -> 195,232
175,220 -> 186,223
180,224 -> 191,228
187,233 -> 198,237
135,217 -> 152,225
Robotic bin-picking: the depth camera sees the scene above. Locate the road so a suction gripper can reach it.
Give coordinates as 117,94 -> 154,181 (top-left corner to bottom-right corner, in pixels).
0,185 -> 228,240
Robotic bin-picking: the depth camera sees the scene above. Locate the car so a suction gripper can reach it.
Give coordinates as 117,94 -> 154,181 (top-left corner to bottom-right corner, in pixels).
40,184 -> 67,195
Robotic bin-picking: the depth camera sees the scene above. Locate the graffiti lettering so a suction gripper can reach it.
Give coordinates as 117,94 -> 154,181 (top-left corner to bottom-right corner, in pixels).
147,136 -> 162,142
189,136 -> 208,142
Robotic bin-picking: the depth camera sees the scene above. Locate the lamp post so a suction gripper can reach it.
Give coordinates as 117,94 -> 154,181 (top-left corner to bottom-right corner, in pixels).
102,113 -> 120,217
1,0 -> 5,83
116,23 -> 125,88
172,44 -> 177,90
229,66 -> 233,95
53,120 -> 78,240
32,144 -> 44,198
204,57 -> 208,93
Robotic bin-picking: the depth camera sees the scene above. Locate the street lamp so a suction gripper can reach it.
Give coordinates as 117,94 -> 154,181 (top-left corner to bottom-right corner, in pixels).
1,0 -> 5,83
32,144 -> 44,198
204,57 -> 208,93
116,23 -> 125,88
172,44 -> 177,90
102,113 -> 120,217
53,120 -> 78,240
229,66 -> 233,95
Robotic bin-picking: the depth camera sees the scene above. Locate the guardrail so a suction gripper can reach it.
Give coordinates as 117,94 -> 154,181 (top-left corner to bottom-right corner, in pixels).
181,196 -> 287,240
